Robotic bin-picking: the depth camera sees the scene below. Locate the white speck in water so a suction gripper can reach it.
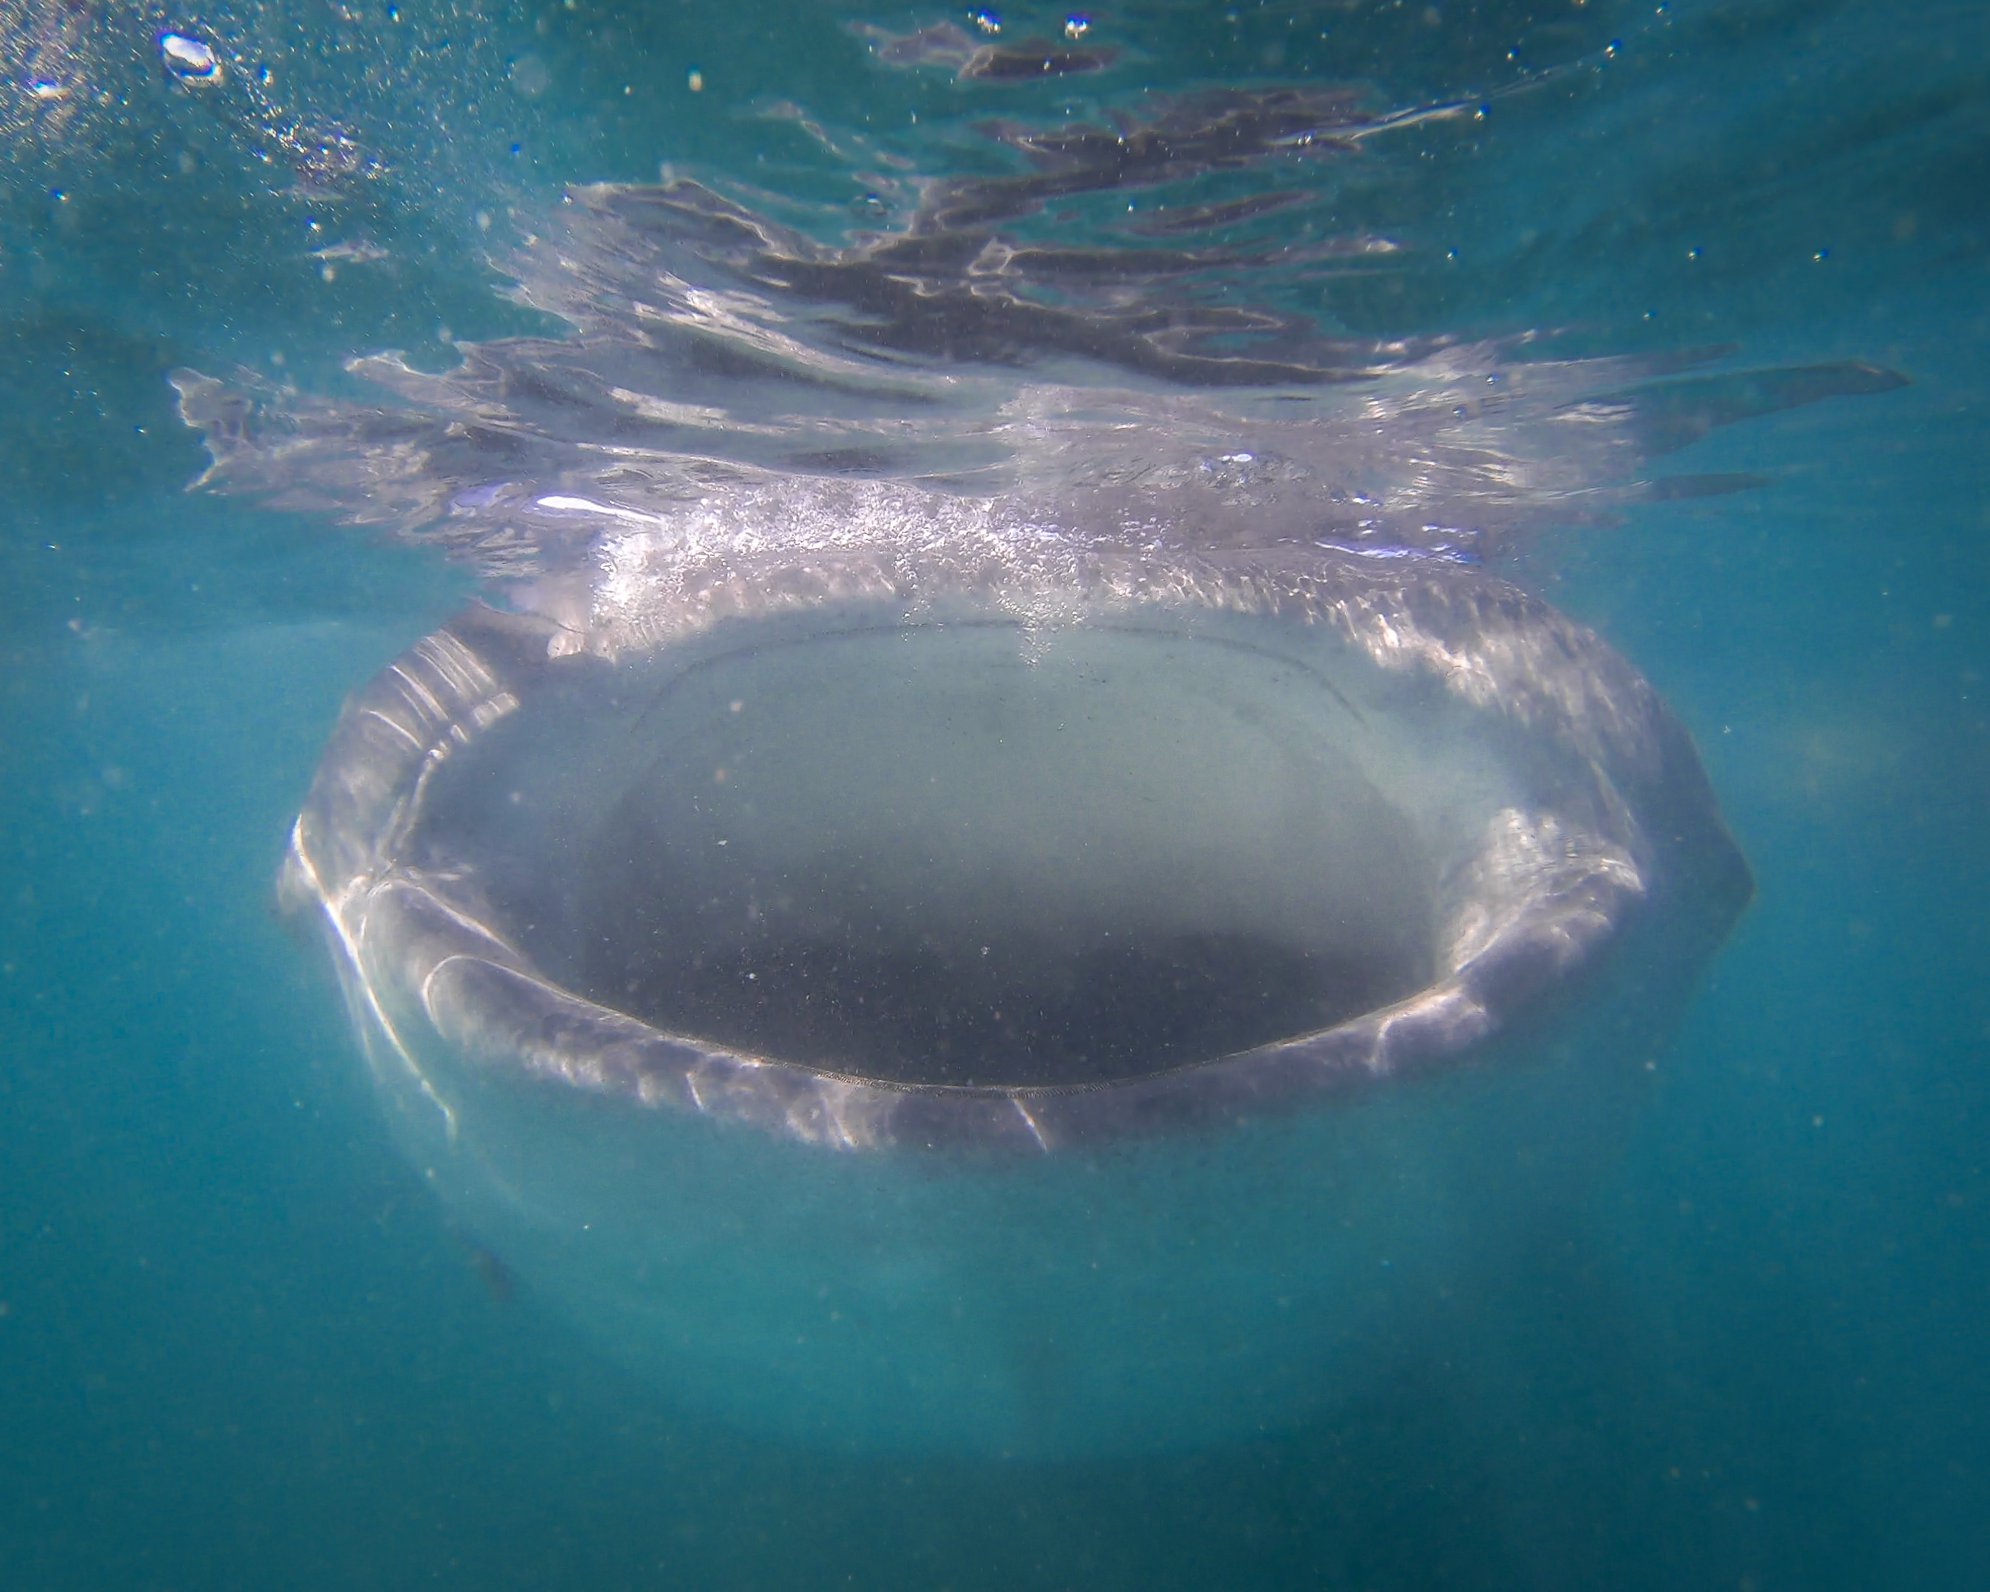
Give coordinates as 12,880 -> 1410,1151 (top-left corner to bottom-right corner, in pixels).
509,54 -> 550,98
159,33 -> 221,84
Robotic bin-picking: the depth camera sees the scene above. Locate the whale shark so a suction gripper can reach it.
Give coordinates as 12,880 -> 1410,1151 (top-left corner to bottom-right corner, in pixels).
173,93 -> 1897,1454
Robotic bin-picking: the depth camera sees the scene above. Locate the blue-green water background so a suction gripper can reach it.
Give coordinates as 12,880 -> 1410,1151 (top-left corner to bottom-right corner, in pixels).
3,1 -> 1986,1586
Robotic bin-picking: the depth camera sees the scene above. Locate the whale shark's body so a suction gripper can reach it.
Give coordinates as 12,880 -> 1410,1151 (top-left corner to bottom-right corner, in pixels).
255,516 -> 1746,1452
174,115 -> 1892,1451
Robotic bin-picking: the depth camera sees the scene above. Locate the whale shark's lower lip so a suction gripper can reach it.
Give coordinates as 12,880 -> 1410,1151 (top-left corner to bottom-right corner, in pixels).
283,548 -> 1747,1451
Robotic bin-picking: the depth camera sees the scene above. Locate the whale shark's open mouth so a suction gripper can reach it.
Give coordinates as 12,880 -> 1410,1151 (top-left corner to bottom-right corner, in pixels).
283,545 -> 1729,1157
436,616 -> 1437,1092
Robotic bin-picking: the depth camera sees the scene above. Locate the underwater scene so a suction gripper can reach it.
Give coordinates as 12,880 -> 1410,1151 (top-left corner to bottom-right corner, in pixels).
2,1 -> 1986,1586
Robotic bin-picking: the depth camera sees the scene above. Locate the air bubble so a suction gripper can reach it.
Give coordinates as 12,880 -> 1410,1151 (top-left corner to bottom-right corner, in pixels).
160,32 -> 221,84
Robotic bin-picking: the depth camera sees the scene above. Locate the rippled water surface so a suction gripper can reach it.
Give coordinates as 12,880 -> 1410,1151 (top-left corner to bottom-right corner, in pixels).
3,2 -> 1986,1586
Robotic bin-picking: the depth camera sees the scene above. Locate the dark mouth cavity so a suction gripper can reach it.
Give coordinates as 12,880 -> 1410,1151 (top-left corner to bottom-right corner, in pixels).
583,913 -> 1417,1091
421,619 -> 1440,1090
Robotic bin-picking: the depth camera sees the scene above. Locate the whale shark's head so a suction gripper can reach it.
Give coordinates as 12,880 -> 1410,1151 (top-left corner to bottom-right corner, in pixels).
269,509 -> 1744,1147
174,105 -> 1893,1452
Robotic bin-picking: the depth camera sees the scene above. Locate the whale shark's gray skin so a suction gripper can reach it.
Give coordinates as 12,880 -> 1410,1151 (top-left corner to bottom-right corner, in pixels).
174,104 -> 1895,1451
253,492 -> 1748,1454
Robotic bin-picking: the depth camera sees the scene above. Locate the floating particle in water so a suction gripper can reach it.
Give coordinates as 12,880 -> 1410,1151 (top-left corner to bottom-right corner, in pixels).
310,238 -> 389,265
509,53 -> 549,98
862,17 -> 1113,80
29,78 -> 67,102
159,32 -> 221,84
284,122 -> 378,194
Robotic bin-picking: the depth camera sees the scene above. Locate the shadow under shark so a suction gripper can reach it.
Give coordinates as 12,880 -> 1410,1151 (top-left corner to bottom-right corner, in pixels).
175,94 -> 1894,1454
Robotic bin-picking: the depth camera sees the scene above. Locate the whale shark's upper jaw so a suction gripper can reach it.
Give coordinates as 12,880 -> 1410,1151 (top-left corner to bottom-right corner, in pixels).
280,516 -> 1748,1154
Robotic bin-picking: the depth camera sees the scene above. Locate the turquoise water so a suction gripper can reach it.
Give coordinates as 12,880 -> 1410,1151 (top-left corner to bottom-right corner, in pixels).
4,1 -> 1987,1586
